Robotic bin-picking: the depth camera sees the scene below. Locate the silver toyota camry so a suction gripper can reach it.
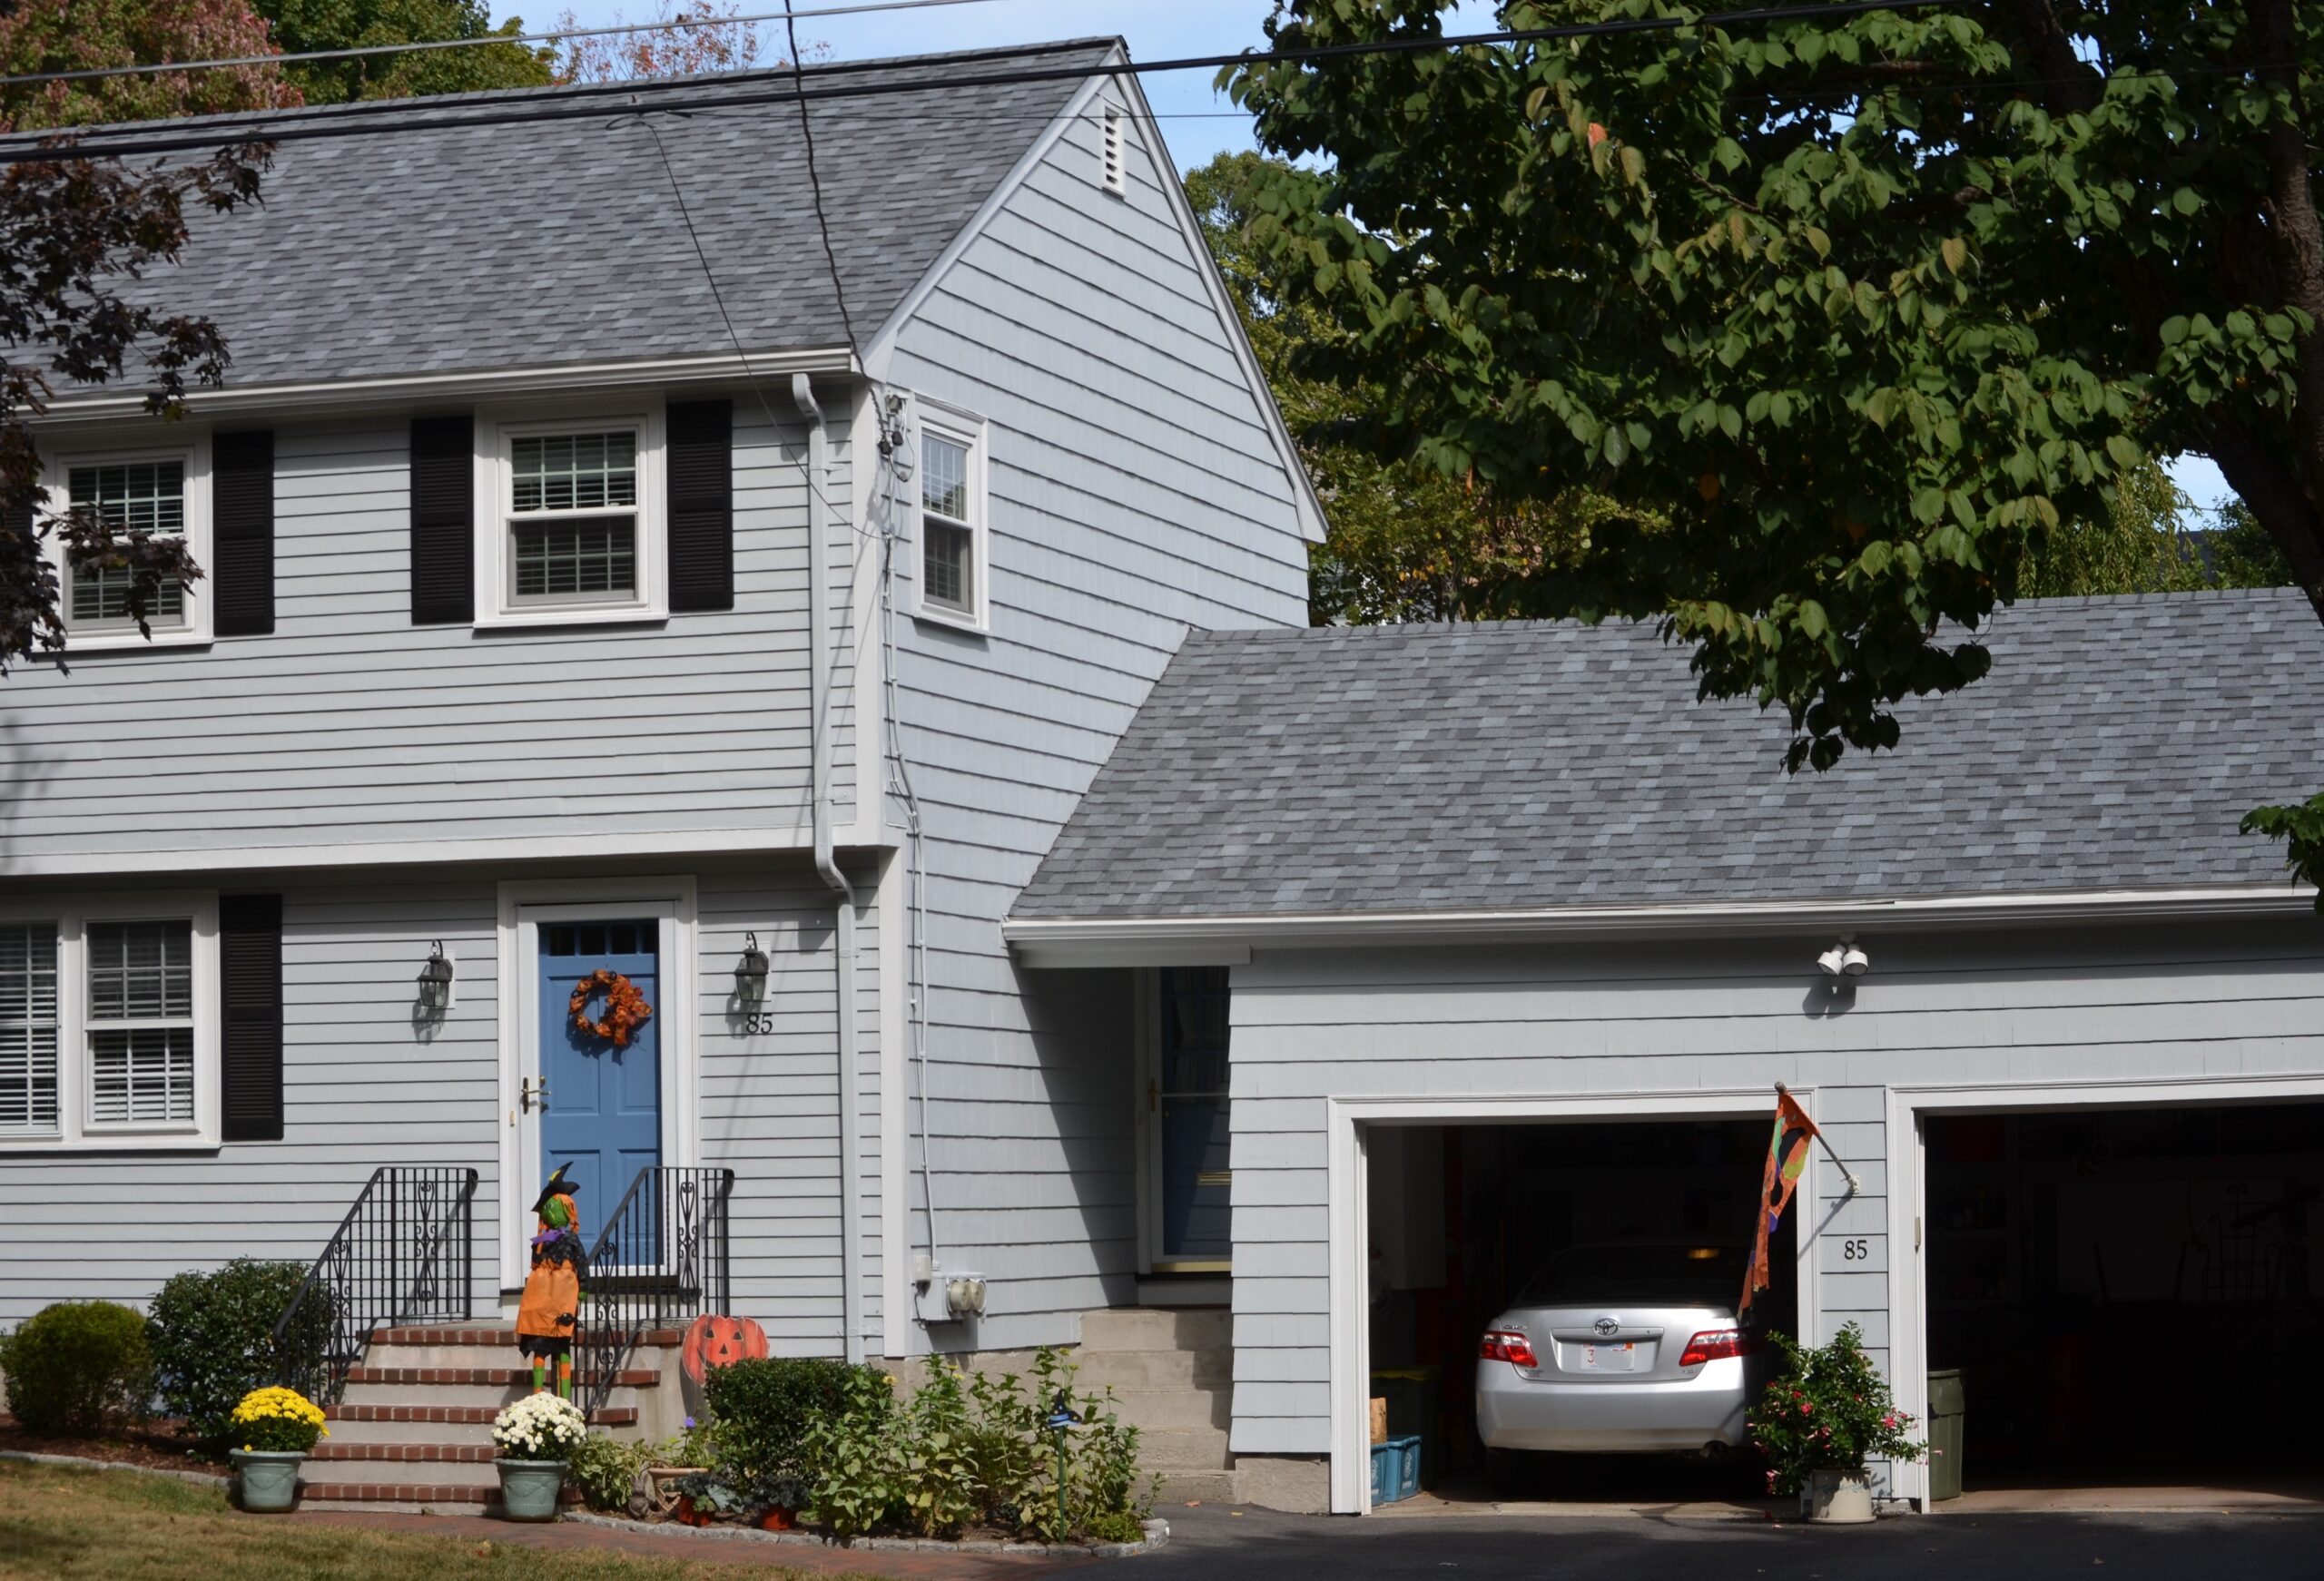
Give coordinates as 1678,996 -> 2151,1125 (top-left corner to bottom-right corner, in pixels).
1475,1242 -> 1769,1477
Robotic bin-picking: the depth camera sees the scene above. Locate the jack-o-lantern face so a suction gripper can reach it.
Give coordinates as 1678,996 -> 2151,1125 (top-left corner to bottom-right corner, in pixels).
683,1312 -> 769,1382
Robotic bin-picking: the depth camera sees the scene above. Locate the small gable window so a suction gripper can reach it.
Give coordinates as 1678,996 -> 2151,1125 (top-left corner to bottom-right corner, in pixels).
1100,103 -> 1127,196
915,408 -> 988,631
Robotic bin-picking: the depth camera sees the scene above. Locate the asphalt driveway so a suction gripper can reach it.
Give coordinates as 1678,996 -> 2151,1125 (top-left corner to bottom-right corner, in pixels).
1136,1501 -> 2324,1581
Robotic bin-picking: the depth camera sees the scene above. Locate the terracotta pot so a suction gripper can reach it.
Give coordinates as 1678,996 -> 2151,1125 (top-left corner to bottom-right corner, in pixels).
673,1495 -> 714,1527
759,1506 -> 796,1531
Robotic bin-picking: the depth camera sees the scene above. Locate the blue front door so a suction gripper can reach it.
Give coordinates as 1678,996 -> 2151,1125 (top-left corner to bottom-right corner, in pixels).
539,919 -> 661,1252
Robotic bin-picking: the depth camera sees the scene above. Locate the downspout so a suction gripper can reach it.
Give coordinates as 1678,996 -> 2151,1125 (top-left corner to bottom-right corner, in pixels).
794,372 -> 866,1365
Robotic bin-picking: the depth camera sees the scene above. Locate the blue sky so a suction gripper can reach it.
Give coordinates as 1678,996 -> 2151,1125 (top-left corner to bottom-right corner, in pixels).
541,0 -> 2232,512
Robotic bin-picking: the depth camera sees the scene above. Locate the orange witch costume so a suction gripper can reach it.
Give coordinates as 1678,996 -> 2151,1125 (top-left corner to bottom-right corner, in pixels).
517,1164 -> 588,1398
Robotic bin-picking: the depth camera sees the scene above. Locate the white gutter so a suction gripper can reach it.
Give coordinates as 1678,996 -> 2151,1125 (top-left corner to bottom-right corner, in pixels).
35,348 -> 857,424
794,372 -> 866,1365
1002,883 -> 2319,967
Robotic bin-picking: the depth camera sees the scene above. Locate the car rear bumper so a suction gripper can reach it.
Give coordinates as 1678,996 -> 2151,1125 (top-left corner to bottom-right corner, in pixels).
1475,1358 -> 1755,1453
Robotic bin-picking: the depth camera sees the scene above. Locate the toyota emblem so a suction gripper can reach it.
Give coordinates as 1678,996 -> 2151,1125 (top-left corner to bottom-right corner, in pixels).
1593,1316 -> 1620,1338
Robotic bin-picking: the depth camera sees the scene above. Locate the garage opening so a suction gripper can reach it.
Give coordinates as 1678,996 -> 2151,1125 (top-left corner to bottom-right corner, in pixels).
1924,1101 -> 2324,1500
1366,1117 -> 1797,1506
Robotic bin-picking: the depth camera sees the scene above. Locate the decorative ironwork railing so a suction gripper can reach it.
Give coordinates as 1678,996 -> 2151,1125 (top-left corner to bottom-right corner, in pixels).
273,1164 -> 478,1405
576,1165 -> 735,1424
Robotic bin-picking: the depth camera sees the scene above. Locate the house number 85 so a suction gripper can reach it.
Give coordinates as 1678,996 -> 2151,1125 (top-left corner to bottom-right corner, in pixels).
1840,1238 -> 1870,1261
740,1012 -> 777,1036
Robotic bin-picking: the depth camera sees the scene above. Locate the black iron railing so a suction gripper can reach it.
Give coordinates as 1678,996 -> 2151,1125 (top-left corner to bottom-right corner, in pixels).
273,1164 -> 478,1405
576,1165 -> 735,1423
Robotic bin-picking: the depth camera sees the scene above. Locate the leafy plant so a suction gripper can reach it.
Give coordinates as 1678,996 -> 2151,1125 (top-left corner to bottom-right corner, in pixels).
146,1261 -> 330,1450
566,1431 -> 650,1512
0,1301 -> 153,1434
1748,1324 -> 1924,1496
702,1355 -> 879,1486
2242,792 -> 2324,916
799,1366 -> 901,1538
228,1386 -> 326,1455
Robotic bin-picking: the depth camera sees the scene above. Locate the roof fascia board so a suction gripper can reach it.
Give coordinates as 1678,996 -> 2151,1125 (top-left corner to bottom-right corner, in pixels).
1005,884 -> 2320,966
36,349 -> 857,425
1117,65 -> 1329,545
859,62 -> 1112,384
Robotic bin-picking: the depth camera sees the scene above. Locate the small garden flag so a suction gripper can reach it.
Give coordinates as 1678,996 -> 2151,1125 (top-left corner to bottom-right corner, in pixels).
1739,1090 -> 1820,1318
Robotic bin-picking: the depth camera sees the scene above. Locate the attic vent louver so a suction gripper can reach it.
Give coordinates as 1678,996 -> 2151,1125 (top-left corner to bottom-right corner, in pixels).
1101,103 -> 1126,197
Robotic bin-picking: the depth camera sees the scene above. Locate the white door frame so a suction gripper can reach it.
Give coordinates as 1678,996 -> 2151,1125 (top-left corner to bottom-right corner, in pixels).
495,877 -> 699,1289
1324,1087 -> 1830,1515
1883,1071 -> 2324,1507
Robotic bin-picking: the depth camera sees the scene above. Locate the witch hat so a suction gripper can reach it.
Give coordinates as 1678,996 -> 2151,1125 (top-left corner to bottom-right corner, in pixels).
531,1163 -> 581,1216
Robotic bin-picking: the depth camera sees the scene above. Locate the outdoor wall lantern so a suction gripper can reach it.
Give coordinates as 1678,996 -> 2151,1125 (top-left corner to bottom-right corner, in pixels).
418,940 -> 456,1008
1816,938 -> 1870,977
734,932 -> 771,1002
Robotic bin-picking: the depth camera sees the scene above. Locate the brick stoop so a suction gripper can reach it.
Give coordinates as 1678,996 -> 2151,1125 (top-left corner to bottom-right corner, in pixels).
330,1404 -> 639,1428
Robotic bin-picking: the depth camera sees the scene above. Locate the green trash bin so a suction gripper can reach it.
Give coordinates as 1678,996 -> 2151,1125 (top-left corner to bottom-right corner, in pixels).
1370,1367 -> 1444,1488
1925,1369 -> 1965,1502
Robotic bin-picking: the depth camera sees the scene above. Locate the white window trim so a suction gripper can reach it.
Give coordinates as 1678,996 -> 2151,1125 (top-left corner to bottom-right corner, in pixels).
473,401 -> 666,628
39,432 -> 214,652
0,891 -> 220,1152
910,400 -> 990,633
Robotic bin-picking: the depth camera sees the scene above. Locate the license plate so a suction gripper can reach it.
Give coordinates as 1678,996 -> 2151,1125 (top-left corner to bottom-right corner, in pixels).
1582,1341 -> 1635,1372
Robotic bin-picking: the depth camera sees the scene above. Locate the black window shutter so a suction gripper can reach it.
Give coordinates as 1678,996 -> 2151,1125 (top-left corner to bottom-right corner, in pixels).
212,429 -> 274,635
666,399 -> 734,613
219,894 -> 284,1143
409,415 -> 474,624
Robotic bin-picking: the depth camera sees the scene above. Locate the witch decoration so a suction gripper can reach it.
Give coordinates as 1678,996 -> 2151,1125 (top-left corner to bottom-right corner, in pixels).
517,1164 -> 588,1398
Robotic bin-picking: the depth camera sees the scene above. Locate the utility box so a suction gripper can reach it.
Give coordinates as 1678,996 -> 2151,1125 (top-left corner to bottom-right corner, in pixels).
915,1269 -> 987,1325
1926,1369 -> 1966,1502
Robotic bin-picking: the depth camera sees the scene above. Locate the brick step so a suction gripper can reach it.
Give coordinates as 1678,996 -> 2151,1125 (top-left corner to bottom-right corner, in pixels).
296,1480 -> 494,1507
312,1442 -> 497,1465
305,1458 -> 501,1490
329,1403 -> 636,1428
371,1326 -> 683,1347
345,1366 -> 658,1388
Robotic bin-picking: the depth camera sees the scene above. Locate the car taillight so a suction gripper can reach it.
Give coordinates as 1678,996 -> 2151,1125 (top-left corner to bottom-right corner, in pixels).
1479,1331 -> 1539,1368
1679,1329 -> 1759,1368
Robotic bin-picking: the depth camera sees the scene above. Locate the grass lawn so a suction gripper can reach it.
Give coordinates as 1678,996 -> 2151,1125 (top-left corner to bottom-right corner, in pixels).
0,1461 -> 869,1581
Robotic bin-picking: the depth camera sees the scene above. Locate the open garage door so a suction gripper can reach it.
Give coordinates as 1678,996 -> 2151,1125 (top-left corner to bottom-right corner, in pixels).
1914,1098 -> 2324,1506
1364,1116 -> 1799,1507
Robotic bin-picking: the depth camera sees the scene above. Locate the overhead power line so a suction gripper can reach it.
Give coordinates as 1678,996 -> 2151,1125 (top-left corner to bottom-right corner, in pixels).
0,0 -> 1013,91
0,0 -> 1968,165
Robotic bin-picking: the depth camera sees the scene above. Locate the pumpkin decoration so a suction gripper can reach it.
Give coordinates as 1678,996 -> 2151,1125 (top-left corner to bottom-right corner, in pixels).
570,969 -> 653,1048
682,1312 -> 769,1386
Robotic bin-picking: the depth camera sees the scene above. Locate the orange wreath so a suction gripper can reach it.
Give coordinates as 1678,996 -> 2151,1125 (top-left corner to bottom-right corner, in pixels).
569,969 -> 654,1048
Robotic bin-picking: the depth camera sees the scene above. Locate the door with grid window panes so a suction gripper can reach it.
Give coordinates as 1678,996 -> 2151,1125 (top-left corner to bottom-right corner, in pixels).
86,921 -> 196,1127
1154,967 -> 1232,1269
69,462 -> 186,627
509,432 -> 638,604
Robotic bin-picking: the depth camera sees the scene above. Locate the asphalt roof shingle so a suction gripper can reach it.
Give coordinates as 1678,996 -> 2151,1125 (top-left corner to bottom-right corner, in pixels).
59,41 -> 1118,388
1012,588 -> 2324,919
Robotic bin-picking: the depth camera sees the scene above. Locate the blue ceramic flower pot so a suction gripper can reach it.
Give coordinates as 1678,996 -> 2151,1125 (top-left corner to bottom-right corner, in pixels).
497,1458 -> 566,1521
231,1449 -> 305,1512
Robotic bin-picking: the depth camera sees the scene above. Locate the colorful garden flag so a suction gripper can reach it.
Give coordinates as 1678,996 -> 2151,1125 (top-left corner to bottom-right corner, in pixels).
1739,1090 -> 1820,1318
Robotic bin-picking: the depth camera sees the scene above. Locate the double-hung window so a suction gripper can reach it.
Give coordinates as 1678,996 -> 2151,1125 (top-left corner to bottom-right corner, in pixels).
43,436 -> 213,649
0,898 -> 218,1150
914,408 -> 989,630
482,409 -> 664,624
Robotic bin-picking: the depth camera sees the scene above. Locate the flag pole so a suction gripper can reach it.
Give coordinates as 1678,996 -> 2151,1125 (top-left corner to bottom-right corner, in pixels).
1776,1082 -> 1862,1196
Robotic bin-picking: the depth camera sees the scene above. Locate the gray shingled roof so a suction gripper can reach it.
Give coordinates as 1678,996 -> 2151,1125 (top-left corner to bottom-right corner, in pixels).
1012,588 -> 2324,919
56,41 -> 1116,388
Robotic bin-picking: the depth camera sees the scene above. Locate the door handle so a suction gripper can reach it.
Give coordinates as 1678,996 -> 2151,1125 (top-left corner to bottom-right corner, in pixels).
521,1076 -> 549,1114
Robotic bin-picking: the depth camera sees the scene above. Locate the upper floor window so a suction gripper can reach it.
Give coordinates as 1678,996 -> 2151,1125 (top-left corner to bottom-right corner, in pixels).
42,436 -> 213,650
914,408 -> 988,632
480,408 -> 664,626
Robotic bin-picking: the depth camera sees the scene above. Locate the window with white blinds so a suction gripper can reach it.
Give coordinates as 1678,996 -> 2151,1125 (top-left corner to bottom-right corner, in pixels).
0,923 -> 59,1134
508,430 -> 639,604
67,460 -> 189,625
85,919 -> 195,1127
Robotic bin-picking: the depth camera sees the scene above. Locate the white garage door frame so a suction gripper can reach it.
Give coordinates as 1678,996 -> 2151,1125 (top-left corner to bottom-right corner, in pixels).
1884,1071 -> 2324,1508
1325,1088 -> 1832,1516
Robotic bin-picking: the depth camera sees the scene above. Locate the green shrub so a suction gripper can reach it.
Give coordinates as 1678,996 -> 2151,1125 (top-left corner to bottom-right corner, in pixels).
703,1355 -> 885,1484
566,1431 -> 650,1512
0,1301 -> 153,1434
145,1261 -> 328,1448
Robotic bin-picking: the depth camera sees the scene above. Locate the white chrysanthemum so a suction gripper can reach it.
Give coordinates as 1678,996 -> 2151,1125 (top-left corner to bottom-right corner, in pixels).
492,1392 -> 588,1459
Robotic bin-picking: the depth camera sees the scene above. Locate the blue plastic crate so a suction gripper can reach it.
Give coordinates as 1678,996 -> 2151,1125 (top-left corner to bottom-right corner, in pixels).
1370,1434 -> 1422,1505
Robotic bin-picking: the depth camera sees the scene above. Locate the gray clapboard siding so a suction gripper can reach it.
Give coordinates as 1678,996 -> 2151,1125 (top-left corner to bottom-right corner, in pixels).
1225,918 -> 2324,1455
5,405 -> 859,868
877,102 -> 1308,1350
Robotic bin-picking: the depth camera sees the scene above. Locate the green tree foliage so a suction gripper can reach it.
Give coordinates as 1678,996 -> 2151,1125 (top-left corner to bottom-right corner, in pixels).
1189,151 -> 1635,624
1223,0 -> 2324,766
251,0 -> 553,103
0,0 -> 299,129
